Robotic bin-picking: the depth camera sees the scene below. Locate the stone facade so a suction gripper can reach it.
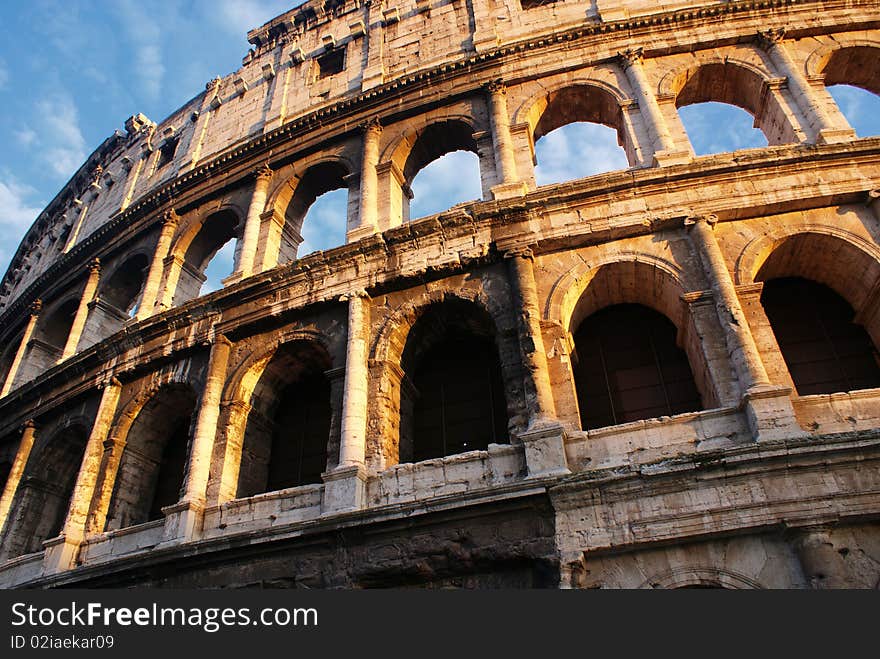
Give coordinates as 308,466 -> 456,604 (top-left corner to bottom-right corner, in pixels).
0,0 -> 879,588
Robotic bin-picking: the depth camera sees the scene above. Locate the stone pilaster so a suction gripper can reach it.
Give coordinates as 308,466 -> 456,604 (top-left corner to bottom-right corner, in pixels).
618,47 -> 689,166
230,165 -> 273,281
485,80 -> 526,200
323,291 -> 370,513
59,259 -> 101,362
687,215 -> 803,441
506,248 -> 568,478
136,209 -> 179,321
0,420 -> 36,539
166,335 -> 232,541
349,117 -> 382,243
756,29 -> 855,144
43,379 -> 122,573
1,300 -> 41,397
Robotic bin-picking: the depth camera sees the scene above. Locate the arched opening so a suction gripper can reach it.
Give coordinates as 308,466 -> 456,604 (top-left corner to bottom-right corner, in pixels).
0,432 -> 19,500
22,298 -> 79,377
0,424 -> 88,558
280,162 -> 351,260
78,253 -> 151,352
237,341 -> 333,498
0,329 -> 22,389
820,46 -> 880,97
402,120 -> 483,222
827,85 -> 880,137
173,210 -> 239,305
410,151 -> 482,219
572,304 -> 703,430
299,188 -> 349,256
399,299 -> 509,463
678,102 -> 768,155
102,254 -> 149,316
105,384 -> 198,530
674,62 -> 796,147
760,277 -> 880,396
531,85 -> 631,185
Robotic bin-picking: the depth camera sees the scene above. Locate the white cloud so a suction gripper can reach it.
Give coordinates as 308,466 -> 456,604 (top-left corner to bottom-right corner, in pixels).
14,128 -> 37,147
678,102 -> 767,156
112,0 -> 166,101
33,92 -> 88,179
0,177 -> 44,276
299,189 -> 348,255
535,122 -> 629,187
410,151 -> 482,220
210,0 -> 294,35
0,59 -> 8,89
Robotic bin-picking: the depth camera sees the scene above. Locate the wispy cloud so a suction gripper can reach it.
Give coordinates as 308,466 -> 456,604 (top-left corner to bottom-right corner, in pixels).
535,122 -> 629,187
678,102 -> 767,155
31,92 -> 88,179
828,84 -> 880,138
0,58 -> 8,89
14,128 -> 36,147
410,151 -> 482,220
210,0 -> 294,35
0,176 -> 44,275
111,0 -> 166,101
299,189 -> 348,255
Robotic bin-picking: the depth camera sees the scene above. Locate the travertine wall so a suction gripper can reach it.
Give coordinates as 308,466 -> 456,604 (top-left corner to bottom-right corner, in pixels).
0,0 -> 878,588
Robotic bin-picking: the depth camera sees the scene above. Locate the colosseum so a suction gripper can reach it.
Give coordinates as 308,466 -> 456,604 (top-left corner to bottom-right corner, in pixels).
0,0 -> 878,589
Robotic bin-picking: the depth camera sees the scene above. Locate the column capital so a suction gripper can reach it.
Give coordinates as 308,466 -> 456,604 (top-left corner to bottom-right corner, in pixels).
756,28 -> 785,50
87,258 -> 101,276
22,419 -> 36,431
359,116 -> 382,134
254,163 -> 273,183
684,213 -> 718,228
160,208 -> 180,228
340,289 -> 371,302
29,298 -> 43,316
503,245 -> 535,261
617,47 -> 644,69
100,377 -> 123,390
867,189 -> 880,203
484,78 -> 506,95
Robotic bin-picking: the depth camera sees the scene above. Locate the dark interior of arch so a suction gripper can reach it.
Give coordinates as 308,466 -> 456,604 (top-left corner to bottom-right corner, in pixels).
175,210 -> 239,305
284,161 -> 350,232
402,120 -> 479,183
237,340 -> 333,498
399,299 -> 509,463
37,299 -> 79,350
534,85 -> 622,140
1,425 -> 88,558
761,277 -> 880,395
102,253 -> 149,313
572,304 -> 702,430
821,47 -> 880,96
105,384 -> 197,530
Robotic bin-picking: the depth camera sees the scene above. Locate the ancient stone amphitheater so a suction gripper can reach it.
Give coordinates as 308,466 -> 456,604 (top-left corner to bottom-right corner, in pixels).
0,0 -> 879,589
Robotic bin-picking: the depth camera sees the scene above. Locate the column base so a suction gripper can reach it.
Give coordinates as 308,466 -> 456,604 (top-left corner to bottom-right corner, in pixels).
652,149 -> 692,167
322,464 -> 367,515
742,384 -> 808,442
518,420 -> 570,478
816,127 -> 857,145
159,498 -> 205,545
491,181 -> 528,200
41,533 -> 82,574
346,224 -> 379,244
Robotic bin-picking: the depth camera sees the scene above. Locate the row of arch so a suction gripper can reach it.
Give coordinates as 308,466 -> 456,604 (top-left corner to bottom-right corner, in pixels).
1,42 -> 878,394
2,225 -> 880,560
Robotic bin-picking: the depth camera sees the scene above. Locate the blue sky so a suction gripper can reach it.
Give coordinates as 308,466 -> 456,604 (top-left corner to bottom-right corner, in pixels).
0,2 -> 878,295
